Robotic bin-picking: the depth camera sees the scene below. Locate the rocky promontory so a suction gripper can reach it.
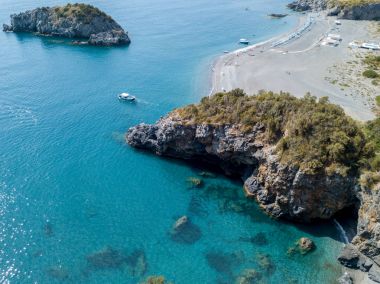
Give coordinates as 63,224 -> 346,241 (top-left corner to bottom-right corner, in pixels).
287,0 -> 380,21
127,90 -> 369,222
3,3 -> 130,46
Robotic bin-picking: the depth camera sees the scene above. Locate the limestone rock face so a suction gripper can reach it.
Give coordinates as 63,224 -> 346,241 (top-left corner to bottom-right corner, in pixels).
352,188 -> 380,267
3,4 -> 130,46
126,115 -> 357,222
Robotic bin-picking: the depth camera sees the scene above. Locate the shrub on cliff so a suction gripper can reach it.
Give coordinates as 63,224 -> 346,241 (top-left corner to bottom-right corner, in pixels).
176,90 -> 370,175
54,3 -> 112,23
363,69 -> 379,79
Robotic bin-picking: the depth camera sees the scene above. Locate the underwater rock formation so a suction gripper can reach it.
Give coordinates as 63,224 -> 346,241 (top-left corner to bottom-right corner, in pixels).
170,216 -> 201,244
298,237 -> 315,254
235,269 -> 262,284
86,246 -> 127,269
3,3 -> 130,46
46,266 -> 69,281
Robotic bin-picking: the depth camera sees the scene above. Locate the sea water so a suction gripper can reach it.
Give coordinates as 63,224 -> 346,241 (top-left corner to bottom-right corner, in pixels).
0,0 -> 344,283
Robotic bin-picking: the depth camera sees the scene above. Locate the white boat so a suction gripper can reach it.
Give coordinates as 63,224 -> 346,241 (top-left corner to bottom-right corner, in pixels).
118,92 -> 136,101
361,43 -> 380,50
239,38 -> 249,44
335,20 -> 342,25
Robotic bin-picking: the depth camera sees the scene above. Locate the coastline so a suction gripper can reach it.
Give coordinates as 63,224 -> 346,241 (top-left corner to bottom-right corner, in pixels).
208,13 -> 308,96
211,11 -> 378,121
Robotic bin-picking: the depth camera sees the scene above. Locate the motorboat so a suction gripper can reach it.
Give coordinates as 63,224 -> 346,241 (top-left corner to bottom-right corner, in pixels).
118,92 -> 136,101
239,38 -> 249,44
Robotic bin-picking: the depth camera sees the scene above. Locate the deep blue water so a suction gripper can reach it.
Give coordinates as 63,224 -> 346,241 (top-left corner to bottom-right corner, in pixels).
0,1 -> 344,283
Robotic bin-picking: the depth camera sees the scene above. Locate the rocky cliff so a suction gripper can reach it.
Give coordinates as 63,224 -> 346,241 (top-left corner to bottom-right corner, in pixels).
3,3 -> 130,46
338,188 -> 380,283
126,91 -> 366,222
287,0 -> 380,20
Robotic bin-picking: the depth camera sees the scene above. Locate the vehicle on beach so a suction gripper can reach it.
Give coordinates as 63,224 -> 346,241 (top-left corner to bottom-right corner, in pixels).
239,38 -> 249,44
118,92 -> 136,101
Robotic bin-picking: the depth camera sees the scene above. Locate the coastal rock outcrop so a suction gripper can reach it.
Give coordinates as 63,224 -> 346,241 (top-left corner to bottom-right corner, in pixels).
127,91 -> 363,222
287,0 -> 380,20
2,3 -> 130,46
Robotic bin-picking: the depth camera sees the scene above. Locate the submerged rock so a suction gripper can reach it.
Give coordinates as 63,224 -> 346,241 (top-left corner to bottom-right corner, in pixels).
46,266 -> 69,281
268,13 -> 288,18
256,253 -> 276,275
235,269 -> 262,284
186,177 -> 204,188
170,216 -> 201,244
44,221 -> 53,237
198,171 -> 216,178
298,237 -> 315,255
86,246 -> 127,269
3,4 -> 130,46
287,237 -> 316,256
205,251 -> 236,275
239,232 -> 268,246
125,249 -> 147,277
140,275 -> 170,284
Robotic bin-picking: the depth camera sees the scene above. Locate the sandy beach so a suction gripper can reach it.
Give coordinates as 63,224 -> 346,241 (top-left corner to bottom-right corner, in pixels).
212,13 -> 379,121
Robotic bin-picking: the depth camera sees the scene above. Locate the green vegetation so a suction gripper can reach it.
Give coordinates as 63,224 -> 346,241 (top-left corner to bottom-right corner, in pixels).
361,116 -> 380,189
363,69 -> 379,78
176,90 -> 370,175
363,55 -> 380,69
54,3 -> 112,24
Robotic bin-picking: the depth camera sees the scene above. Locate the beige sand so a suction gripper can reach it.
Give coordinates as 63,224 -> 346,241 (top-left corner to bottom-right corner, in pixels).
212,13 -> 379,121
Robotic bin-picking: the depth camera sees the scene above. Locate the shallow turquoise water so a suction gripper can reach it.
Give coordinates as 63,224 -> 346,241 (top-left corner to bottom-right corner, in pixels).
0,1 -> 344,283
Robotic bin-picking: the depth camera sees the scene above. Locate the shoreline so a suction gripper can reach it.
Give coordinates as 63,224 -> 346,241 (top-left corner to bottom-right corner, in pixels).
208,13 -> 308,96
211,12 -> 378,121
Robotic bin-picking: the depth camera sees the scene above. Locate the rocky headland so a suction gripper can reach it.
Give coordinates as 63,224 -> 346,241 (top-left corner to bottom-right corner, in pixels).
127,90 -> 380,282
287,0 -> 380,20
2,3 -> 130,46
127,90 -> 368,222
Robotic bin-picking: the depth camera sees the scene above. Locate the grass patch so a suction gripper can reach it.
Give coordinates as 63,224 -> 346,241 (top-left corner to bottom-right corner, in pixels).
363,69 -> 379,78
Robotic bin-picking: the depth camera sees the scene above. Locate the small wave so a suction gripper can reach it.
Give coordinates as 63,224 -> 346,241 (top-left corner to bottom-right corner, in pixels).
0,103 -> 38,131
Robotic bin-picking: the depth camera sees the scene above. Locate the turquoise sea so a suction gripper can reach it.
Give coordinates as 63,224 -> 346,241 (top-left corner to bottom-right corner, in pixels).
0,1 -> 345,283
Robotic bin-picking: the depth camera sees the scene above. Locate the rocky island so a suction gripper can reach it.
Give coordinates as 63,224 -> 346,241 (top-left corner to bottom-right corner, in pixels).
2,3 -> 130,46
127,90 -> 380,282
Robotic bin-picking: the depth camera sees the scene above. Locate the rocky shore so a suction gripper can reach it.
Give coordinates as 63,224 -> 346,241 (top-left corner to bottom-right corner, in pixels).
2,3 -> 130,46
287,0 -> 380,20
126,90 -> 380,282
126,91 -> 364,223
